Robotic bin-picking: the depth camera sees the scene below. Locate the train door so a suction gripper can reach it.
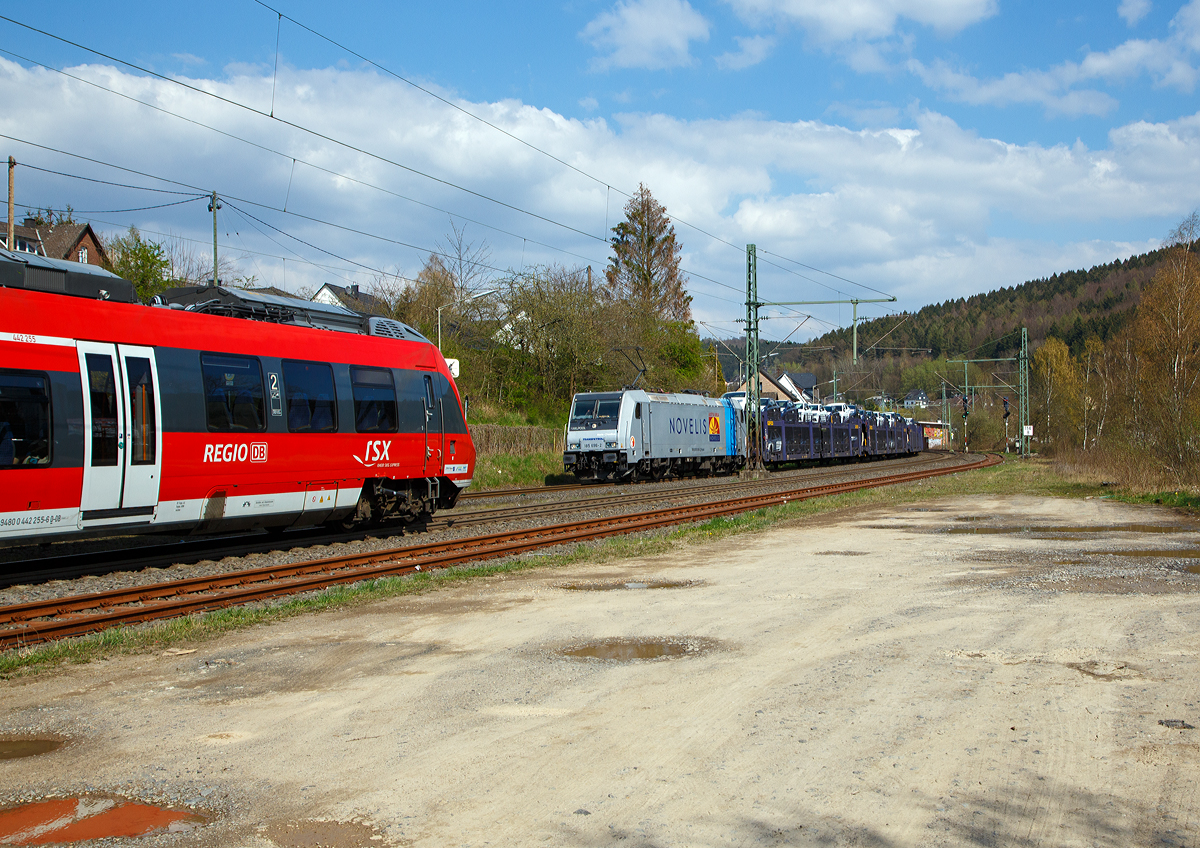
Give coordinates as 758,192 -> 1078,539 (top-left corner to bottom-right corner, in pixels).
77,342 -> 162,520
633,401 -> 647,462
422,373 -> 443,476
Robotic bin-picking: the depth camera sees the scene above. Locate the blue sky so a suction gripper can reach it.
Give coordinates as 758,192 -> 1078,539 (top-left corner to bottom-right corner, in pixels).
2,0 -> 1198,340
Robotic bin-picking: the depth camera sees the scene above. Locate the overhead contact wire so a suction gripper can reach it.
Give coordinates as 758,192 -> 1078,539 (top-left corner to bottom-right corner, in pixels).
0,14 -> 605,244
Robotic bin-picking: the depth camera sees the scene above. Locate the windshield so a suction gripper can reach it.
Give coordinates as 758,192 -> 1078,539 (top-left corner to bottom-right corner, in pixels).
569,394 -> 622,430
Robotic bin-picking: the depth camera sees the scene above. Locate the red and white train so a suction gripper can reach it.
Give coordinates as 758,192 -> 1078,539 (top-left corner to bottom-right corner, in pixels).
0,248 -> 475,545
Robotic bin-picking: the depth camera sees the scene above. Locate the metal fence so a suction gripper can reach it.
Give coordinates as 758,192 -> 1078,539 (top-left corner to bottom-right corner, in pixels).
469,424 -> 564,457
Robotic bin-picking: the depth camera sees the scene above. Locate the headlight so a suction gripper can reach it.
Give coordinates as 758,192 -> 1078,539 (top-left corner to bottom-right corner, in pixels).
606,441 -> 618,448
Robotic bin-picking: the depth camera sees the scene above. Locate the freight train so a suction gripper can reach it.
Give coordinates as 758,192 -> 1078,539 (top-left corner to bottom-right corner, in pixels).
0,248 -> 474,546
563,389 -> 923,482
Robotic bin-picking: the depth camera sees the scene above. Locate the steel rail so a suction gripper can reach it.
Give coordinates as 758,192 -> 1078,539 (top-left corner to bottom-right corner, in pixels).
434,453 -> 943,529
1,454 -> 938,588
0,453 -> 999,649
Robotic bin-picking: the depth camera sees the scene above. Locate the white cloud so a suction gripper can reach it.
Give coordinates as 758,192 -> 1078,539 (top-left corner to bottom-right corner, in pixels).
1,57 -> 1197,332
716,35 -> 776,70
582,0 -> 711,70
724,0 -> 997,42
908,59 -> 1121,116
1119,0 -> 1152,26
579,96 -> 600,111
908,3 -> 1200,116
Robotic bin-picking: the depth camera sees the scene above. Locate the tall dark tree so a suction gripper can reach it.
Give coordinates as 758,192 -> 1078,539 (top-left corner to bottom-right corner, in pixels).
604,184 -> 691,322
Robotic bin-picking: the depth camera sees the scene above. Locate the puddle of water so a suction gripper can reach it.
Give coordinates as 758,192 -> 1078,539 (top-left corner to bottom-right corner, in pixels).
0,796 -> 205,844
814,551 -> 870,556
561,637 -> 718,661
559,579 -> 697,591
1094,549 -> 1200,560
0,739 -> 63,760
943,524 -> 1190,535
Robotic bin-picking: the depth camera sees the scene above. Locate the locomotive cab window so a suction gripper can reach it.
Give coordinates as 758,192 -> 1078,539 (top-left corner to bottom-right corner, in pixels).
569,393 -> 622,430
201,354 -> 266,432
0,371 -> 51,467
351,366 -> 398,433
283,360 -> 337,433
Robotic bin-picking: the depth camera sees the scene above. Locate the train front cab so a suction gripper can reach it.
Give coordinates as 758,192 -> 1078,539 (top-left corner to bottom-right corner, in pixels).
563,392 -> 629,481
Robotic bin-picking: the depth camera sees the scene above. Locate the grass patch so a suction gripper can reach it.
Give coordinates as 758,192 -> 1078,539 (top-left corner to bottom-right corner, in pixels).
471,450 -> 574,489
0,456 -> 1109,677
1111,489 -> 1200,511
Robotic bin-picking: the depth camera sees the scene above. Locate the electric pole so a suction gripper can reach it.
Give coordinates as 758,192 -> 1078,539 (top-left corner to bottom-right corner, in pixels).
6,157 -> 14,253
1018,328 -> 1030,458
744,244 -> 763,471
208,191 -> 222,287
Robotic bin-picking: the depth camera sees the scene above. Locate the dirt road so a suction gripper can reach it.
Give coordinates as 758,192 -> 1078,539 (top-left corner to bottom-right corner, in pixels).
3,493 -> 1200,847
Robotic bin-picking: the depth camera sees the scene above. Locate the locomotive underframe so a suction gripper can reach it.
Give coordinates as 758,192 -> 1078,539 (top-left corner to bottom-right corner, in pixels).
564,450 -> 743,482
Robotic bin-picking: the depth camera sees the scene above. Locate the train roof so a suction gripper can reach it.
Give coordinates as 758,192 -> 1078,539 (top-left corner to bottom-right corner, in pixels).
156,286 -> 432,343
0,247 -> 137,303
0,253 -> 432,345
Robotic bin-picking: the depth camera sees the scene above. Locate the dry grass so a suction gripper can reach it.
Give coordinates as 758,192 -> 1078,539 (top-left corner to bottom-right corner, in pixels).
1052,447 -> 1199,495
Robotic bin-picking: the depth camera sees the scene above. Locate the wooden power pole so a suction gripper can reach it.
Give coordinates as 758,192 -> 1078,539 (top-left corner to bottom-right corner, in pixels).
6,156 -> 14,252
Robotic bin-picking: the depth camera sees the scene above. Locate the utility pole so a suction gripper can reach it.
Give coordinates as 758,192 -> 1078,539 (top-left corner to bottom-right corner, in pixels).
208,191 -> 222,287
6,156 -> 14,253
744,244 -> 763,471
1018,327 -> 1030,458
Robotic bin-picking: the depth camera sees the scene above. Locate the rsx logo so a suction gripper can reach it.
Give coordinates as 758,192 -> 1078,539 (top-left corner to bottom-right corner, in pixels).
353,440 -> 393,467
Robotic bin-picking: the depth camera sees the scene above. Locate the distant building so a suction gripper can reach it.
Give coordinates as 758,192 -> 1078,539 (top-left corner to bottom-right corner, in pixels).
312,282 -> 389,316
726,370 -> 805,402
0,219 -> 108,267
777,371 -> 817,402
904,389 -> 929,409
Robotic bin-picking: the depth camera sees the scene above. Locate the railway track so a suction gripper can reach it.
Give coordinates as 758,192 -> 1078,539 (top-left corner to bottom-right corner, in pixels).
0,453 -> 1000,649
0,454 -> 939,588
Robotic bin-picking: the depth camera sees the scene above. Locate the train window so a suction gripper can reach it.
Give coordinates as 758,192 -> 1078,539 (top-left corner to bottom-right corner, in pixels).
0,371 -> 51,467
201,354 -> 266,432
350,366 -> 398,434
569,394 -> 622,430
282,360 -> 338,434
85,354 -> 119,466
570,397 -> 596,421
125,357 -> 157,466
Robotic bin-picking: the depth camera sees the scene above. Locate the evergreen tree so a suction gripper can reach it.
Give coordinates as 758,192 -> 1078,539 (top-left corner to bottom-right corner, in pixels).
604,184 -> 691,322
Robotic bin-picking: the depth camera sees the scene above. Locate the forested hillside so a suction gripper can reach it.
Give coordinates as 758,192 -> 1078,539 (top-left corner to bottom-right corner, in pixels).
807,246 -> 1170,361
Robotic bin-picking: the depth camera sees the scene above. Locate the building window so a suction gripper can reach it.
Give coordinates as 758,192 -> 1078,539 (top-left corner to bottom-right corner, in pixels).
78,247 -> 88,263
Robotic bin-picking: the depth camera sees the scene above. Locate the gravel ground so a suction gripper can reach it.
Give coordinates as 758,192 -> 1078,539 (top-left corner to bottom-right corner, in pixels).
3,492 -> 1200,846
0,453 -> 969,608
